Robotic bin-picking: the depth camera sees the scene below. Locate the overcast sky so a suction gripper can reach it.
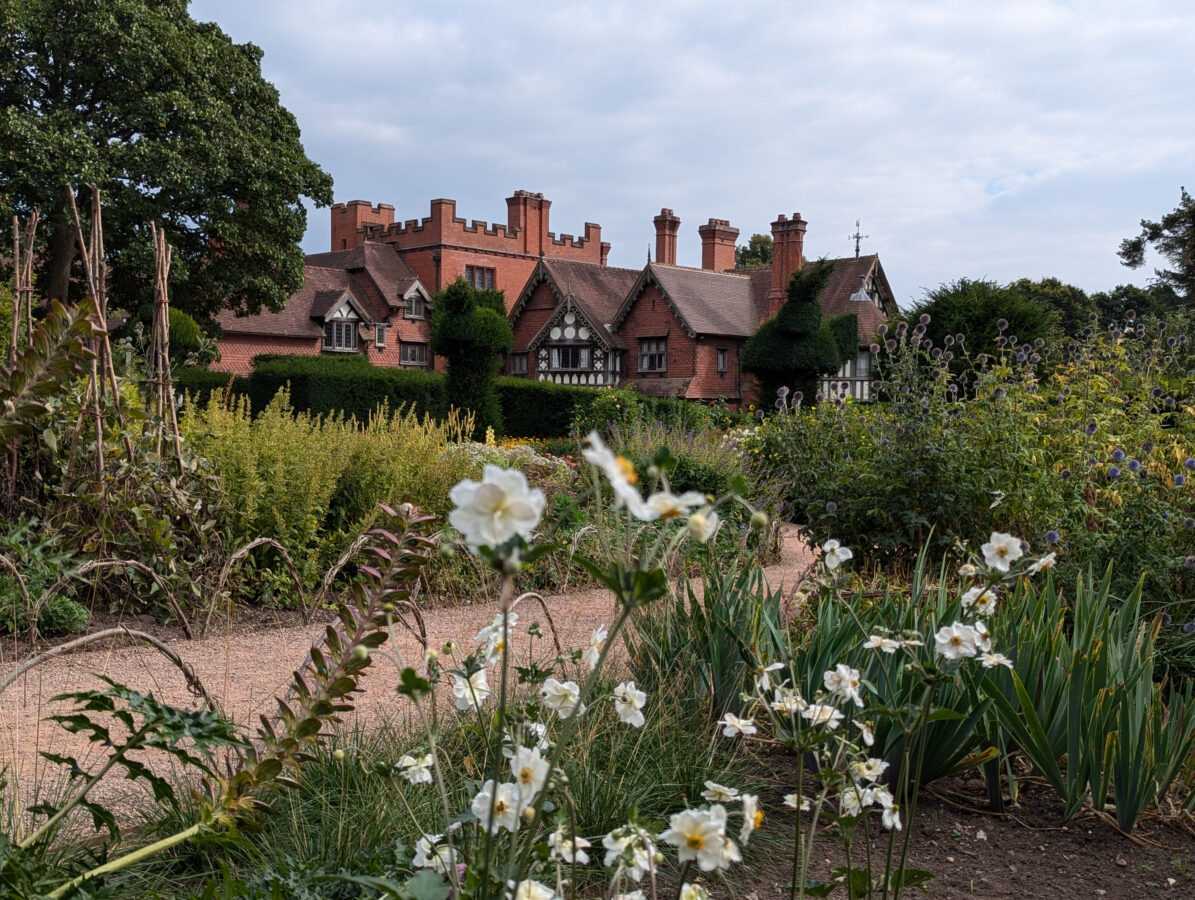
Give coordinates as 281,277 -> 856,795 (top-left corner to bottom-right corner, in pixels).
191,0 -> 1193,307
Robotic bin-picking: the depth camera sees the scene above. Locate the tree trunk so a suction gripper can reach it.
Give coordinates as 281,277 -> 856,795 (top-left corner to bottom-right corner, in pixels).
43,200 -> 78,305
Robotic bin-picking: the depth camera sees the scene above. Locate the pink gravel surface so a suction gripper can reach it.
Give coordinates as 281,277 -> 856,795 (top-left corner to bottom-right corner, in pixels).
0,528 -> 815,817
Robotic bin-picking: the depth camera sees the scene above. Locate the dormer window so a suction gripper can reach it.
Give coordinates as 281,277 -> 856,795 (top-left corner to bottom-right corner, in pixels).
324,321 -> 358,352
407,293 -> 426,319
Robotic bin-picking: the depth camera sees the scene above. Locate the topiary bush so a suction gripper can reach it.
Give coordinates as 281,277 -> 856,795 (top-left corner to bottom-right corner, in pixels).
741,259 -> 843,403
430,279 -> 512,440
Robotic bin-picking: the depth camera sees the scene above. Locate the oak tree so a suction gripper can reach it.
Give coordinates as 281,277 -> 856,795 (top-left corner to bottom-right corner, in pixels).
0,0 -> 333,324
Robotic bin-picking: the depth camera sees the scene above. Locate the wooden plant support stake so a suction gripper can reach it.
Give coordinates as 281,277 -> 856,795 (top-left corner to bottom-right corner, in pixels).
5,210 -> 40,506
147,223 -> 183,472
65,185 -> 134,492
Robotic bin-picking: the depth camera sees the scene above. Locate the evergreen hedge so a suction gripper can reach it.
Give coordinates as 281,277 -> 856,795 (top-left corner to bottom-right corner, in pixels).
247,355 -> 449,419
175,356 -> 725,438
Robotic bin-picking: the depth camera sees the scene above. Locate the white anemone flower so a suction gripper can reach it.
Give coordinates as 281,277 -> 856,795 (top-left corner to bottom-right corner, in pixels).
801,703 -> 845,730
582,432 -> 655,520
863,634 -> 900,653
822,539 -> 854,570
602,829 -> 655,881
686,508 -> 720,544
471,779 -> 521,834
981,651 -> 1014,669
857,719 -> 876,747
701,781 -> 740,803
973,619 -> 992,652
823,663 -> 865,708
395,753 -> 435,785
739,793 -> 763,844
783,793 -> 812,811
679,884 -> 712,900
612,681 -> 647,727
661,805 -> 737,871
849,757 -> 889,784
548,827 -> 592,865
1028,551 -> 1058,574
583,624 -> 608,671
475,611 -> 517,663
412,833 -> 459,873
512,879 -> 559,900
613,894 -> 647,900
770,686 -> 807,715
647,490 -> 707,519
840,785 -> 869,817
449,465 -> 545,550
934,622 -> 980,660
510,745 -> 551,801
755,661 -> 786,691
874,787 -> 902,830
451,668 -> 491,710
475,611 -> 517,645
540,678 -> 585,719
980,531 -> 1023,572
961,586 -> 998,617
717,712 -> 757,737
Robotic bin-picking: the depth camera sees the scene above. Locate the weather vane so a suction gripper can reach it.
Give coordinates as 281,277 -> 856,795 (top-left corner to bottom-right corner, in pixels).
848,220 -> 869,258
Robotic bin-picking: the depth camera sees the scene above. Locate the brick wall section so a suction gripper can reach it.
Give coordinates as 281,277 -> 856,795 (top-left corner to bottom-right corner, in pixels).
510,279 -> 560,361
340,192 -> 606,310
330,201 -> 395,251
688,338 -> 744,401
619,282 -> 695,384
212,334 -> 322,376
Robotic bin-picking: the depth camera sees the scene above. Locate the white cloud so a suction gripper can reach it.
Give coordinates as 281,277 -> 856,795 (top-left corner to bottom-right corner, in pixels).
191,0 -> 1195,298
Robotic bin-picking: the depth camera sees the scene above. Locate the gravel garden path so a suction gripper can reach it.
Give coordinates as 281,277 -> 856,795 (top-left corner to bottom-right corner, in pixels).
0,527 -> 817,811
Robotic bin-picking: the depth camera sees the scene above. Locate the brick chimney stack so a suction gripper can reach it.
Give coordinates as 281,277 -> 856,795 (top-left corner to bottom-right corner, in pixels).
767,212 -> 807,316
653,208 -> 680,266
507,190 -> 550,256
330,200 -> 395,251
698,218 -> 739,272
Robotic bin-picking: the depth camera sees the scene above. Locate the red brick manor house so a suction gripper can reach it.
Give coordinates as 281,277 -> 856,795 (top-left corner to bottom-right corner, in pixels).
214,189 -> 898,404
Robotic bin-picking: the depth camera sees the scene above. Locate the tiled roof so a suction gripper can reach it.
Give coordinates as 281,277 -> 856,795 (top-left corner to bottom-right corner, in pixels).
541,258 -> 640,326
645,264 -> 759,337
734,255 -> 896,345
217,267 -> 351,337
217,242 -> 430,340
539,258 -> 641,350
816,255 -> 896,344
305,242 -> 422,307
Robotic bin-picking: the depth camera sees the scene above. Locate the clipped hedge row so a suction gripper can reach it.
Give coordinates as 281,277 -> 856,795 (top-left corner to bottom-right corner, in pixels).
175,355 -> 740,438
248,355 -> 449,420
494,377 -> 606,438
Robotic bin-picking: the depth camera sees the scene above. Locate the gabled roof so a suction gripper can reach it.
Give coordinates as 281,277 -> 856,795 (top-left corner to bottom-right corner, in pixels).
304,242 -> 423,306
217,266 -> 352,337
613,263 -> 759,338
734,254 -> 897,345
510,258 -> 641,351
216,242 -> 431,339
815,255 -> 896,343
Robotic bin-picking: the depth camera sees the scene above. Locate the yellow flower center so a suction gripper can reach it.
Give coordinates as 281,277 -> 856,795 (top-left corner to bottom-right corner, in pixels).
495,799 -> 509,814
519,767 -> 533,784
753,810 -> 764,829
615,456 -> 637,484
686,834 -> 704,850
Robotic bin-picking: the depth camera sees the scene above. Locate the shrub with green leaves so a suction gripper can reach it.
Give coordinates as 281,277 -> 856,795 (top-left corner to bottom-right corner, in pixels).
747,315 -> 1195,623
